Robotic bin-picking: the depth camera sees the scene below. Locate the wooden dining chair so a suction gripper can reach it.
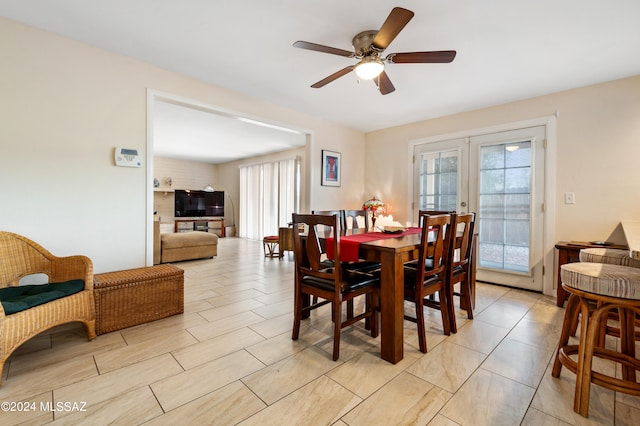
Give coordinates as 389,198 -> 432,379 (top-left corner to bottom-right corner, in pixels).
342,209 -> 370,231
291,213 -> 380,361
418,210 -> 455,227
311,210 -> 342,231
403,212 -> 454,353
340,209 -> 381,273
447,212 -> 476,333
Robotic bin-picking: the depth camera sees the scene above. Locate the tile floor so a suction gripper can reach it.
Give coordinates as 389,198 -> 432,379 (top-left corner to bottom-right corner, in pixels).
1,237 -> 639,425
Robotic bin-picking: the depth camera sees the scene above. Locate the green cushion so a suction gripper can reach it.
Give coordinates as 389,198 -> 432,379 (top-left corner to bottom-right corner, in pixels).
0,279 -> 85,315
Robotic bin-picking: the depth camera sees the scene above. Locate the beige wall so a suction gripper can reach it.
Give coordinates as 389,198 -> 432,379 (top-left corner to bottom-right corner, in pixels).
365,75 -> 640,239
152,156 -> 218,224
365,75 -> 640,294
0,18 -> 365,272
3,16 -> 638,279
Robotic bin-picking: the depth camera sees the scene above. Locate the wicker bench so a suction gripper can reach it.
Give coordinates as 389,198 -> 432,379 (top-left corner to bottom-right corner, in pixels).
93,264 -> 184,335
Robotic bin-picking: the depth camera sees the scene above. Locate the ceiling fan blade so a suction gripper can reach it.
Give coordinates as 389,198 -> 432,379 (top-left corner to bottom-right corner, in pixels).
293,41 -> 354,57
310,66 -> 355,88
374,71 -> 395,95
372,7 -> 414,52
387,50 -> 457,64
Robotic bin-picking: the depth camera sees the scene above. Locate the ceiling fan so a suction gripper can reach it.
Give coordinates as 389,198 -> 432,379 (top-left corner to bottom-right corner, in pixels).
293,7 -> 456,95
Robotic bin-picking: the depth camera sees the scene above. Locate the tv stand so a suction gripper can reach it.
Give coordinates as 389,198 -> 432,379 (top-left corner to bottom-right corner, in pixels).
174,218 -> 225,237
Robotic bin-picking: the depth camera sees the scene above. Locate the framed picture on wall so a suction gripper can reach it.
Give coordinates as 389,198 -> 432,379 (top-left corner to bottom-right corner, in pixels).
321,150 -> 341,187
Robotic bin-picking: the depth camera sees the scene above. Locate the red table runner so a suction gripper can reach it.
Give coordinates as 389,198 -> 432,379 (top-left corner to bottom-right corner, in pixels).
326,227 -> 422,262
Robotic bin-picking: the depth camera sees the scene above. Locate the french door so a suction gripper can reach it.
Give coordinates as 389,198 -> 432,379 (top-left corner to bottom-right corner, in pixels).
413,126 -> 546,291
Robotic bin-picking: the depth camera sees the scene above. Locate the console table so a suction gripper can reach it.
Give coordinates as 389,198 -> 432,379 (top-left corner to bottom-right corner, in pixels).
174,218 -> 225,237
555,241 -> 628,307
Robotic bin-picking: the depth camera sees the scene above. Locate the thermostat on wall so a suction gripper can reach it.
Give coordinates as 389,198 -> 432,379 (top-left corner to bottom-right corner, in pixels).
114,147 -> 142,168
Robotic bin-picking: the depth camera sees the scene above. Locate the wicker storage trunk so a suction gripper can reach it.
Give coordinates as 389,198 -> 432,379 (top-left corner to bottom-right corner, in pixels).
93,264 -> 184,335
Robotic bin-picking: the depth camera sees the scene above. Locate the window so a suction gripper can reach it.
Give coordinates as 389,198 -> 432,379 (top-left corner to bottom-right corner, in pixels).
239,157 -> 300,239
418,149 -> 459,211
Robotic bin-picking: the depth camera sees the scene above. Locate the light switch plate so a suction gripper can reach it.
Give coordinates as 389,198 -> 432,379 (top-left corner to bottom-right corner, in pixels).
564,192 -> 575,204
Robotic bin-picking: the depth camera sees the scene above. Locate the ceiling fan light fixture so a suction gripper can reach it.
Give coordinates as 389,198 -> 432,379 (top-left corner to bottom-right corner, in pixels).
354,56 -> 384,80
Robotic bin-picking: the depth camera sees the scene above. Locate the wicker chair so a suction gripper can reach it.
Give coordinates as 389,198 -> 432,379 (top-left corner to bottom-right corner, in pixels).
0,231 -> 96,384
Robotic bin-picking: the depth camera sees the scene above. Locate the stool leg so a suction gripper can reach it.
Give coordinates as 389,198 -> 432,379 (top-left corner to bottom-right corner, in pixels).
553,293 -> 580,377
576,301 -> 611,417
573,297 -> 592,415
619,307 -> 636,381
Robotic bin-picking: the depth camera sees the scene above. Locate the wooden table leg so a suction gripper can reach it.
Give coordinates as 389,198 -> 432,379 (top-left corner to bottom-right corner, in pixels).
379,251 -> 404,364
556,248 -> 572,307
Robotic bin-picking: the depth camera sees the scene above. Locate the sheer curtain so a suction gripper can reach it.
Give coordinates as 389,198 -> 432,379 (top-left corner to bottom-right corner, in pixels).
239,157 -> 299,240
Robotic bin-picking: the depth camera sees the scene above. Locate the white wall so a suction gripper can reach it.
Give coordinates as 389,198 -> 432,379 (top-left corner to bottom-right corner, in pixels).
0,18 -> 365,273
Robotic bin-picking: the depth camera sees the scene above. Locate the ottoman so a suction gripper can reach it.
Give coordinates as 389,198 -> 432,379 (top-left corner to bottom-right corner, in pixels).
161,231 -> 218,263
93,264 -> 184,335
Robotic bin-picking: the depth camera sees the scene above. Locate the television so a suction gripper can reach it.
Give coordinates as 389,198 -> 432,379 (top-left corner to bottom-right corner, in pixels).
174,190 -> 224,217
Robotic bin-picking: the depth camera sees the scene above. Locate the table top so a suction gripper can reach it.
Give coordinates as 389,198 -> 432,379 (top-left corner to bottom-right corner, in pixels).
325,229 -> 422,261
359,232 -> 422,251
555,240 -> 628,250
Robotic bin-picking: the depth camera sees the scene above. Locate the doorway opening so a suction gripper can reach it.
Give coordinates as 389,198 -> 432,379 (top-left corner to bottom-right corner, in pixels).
146,90 -> 309,264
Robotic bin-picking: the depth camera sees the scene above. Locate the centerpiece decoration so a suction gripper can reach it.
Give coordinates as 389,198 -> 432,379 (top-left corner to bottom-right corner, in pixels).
362,196 -> 386,228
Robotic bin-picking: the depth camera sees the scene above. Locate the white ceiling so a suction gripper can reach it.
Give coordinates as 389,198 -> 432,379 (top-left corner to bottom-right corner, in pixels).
3,1 -> 640,163
152,98 -> 307,163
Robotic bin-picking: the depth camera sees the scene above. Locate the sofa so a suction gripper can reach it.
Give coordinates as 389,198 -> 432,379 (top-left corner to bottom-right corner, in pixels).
160,231 -> 218,263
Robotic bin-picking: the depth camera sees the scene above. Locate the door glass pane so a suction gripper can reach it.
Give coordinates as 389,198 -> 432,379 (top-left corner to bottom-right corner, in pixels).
419,150 -> 458,211
478,141 -> 531,273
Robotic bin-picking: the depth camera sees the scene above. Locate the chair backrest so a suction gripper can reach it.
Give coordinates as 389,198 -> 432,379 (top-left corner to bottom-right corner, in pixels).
451,212 -> 475,271
292,213 -> 341,283
342,209 -> 370,231
418,210 -> 456,227
414,213 -> 454,285
311,210 -> 342,234
0,231 -> 93,288
311,210 -> 341,217
0,231 -> 55,286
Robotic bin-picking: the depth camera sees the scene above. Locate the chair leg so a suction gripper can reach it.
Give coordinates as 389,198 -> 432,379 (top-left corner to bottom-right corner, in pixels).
369,292 -> 379,338
448,281 -> 458,334
461,278 -> 473,319
439,289 -> 452,336
83,320 -> 97,340
292,289 -> 303,340
347,299 -> 354,320
332,298 -> 342,361
415,291 -> 428,353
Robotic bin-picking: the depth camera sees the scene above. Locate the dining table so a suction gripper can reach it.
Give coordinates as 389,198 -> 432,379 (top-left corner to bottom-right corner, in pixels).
325,228 -> 425,364
325,226 -> 476,364
359,232 -> 423,363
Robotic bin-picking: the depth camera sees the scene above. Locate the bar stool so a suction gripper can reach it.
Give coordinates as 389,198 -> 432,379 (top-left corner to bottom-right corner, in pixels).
262,235 -> 280,258
552,262 -> 640,417
579,247 -> 640,268
579,247 -> 640,340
